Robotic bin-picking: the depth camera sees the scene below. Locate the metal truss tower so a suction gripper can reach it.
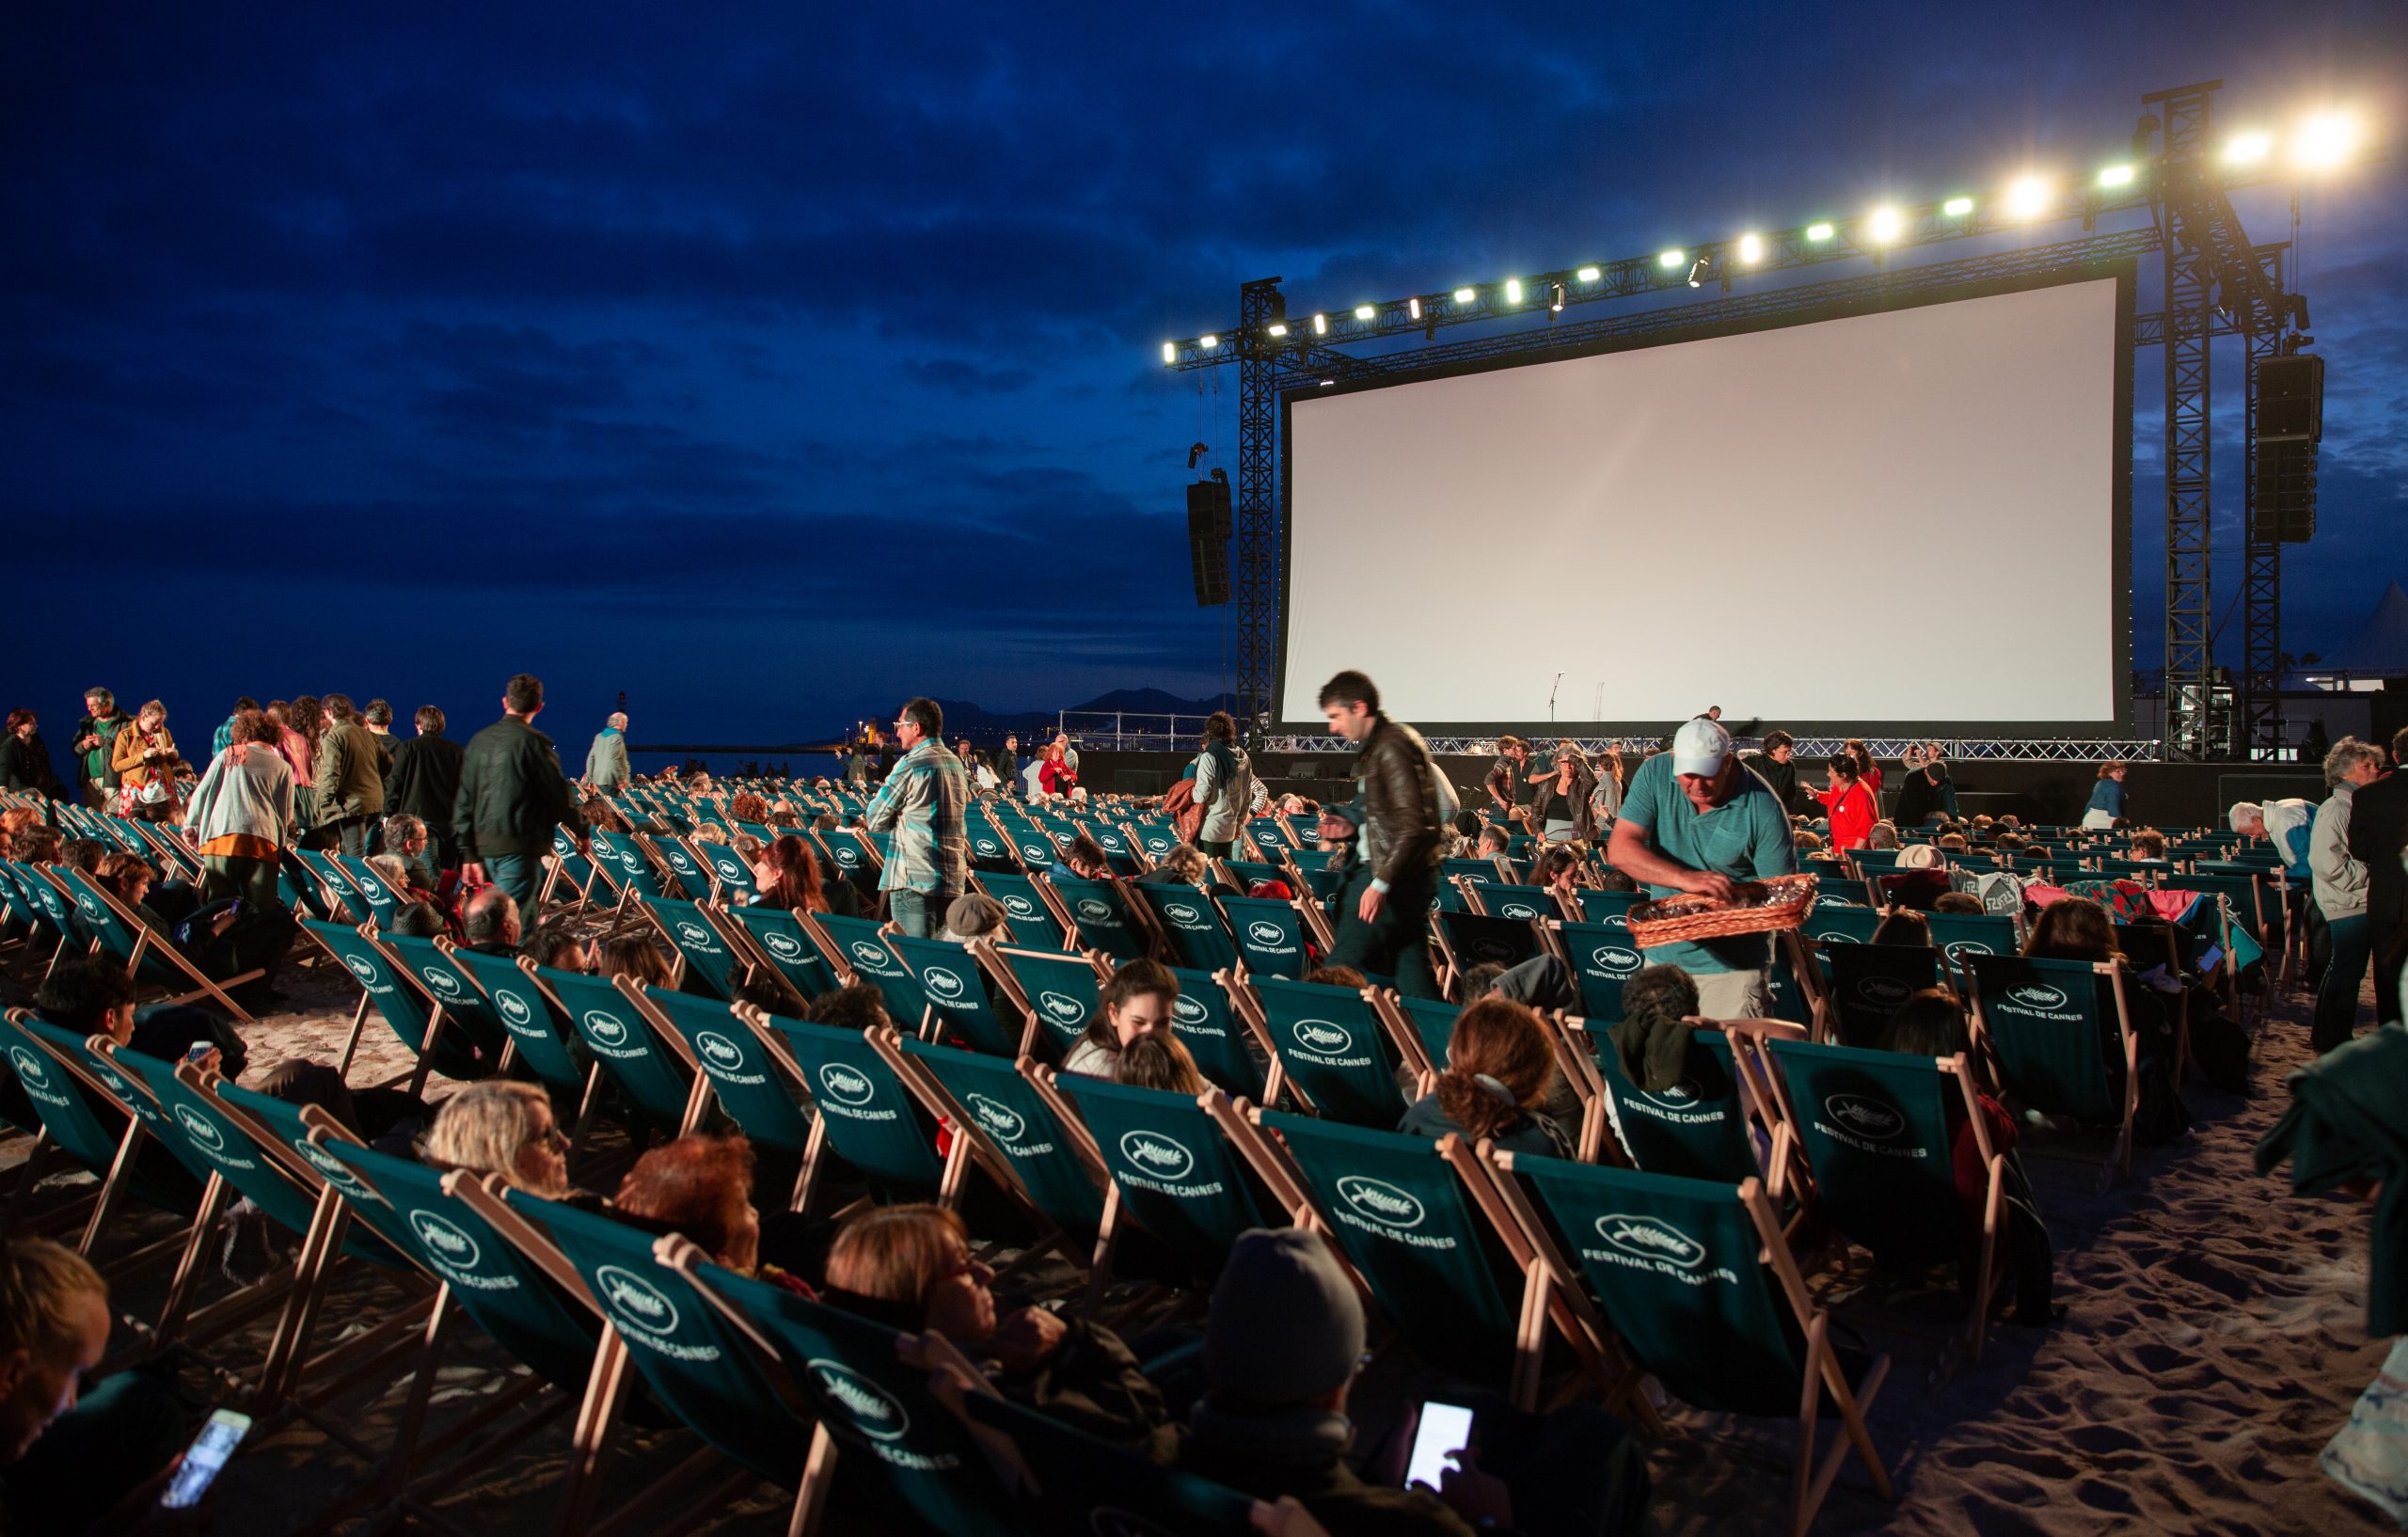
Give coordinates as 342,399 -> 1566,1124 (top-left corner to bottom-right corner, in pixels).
1234,278 -> 1282,724
2146,83 -> 2221,759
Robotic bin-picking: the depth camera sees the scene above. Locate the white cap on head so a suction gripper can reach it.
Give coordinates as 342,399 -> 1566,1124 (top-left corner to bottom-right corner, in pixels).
1671,718 -> 1733,777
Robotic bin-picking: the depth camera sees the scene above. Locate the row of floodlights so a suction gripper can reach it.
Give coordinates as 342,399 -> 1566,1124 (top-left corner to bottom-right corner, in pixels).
1162,111 -> 2365,362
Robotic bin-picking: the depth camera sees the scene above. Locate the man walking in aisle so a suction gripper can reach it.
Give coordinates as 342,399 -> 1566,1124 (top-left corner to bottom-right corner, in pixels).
863,697 -> 968,938
387,705 -> 466,874
586,711 -> 631,791
454,673 -> 582,912
314,695 -> 386,857
1321,670 -> 1445,998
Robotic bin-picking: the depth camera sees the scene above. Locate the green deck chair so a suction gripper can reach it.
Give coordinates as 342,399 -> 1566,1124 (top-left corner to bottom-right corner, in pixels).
1221,894 -> 1307,979
1586,1023 -> 1763,1183
1497,1154 -> 1893,1534
1257,1111 -> 1524,1391
1472,884 -> 1558,923
1963,953 -> 2138,1180
989,946 -> 1105,1056
1133,883 -> 1241,974
1555,921 -> 1649,1024
63,865 -> 259,1022
1391,995 -> 1461,1071
650,837 -> 714,902
1827,945 -> 1941,1049
756,1014 -> 949,1200
1434,910 -> 1545,974
815,912 -> 930,1029
1250,975 -> 1409,1128
961,1387 -> 1288,1534
329,855 -> 404,929
1804,904 -> 1884,952
378,934 -> 515,1066
642,896 -> 740,1000
1046,873 -> 1147,961
445,950 -> 596,1102
1924,912 -> 2018,971
1571,889 -> 1645,930
302,918 -> 493,1086
591,830 -> 664,900
547,825 -> 614,911
1165,967 -> 1266,1101
637,990 -> 817,1163
972,872 -> 1068,951
533,970 -> 705,1137
887,934 -> 1024,1056
690,838 -> 757,900
1054,1077 -> 1285,1290
895,1039 -> 1106,1245
2,1017 -> 202,1234
1759,1038 -> 1971,1270
722,906 -> 839,1006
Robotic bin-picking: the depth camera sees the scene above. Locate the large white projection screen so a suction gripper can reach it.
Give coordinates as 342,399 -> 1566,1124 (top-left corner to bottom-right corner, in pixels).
1280,274 -> 2128,730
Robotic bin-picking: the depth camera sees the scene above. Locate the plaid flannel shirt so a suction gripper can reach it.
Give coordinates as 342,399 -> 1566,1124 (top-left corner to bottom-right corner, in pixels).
862,739 -> 969,895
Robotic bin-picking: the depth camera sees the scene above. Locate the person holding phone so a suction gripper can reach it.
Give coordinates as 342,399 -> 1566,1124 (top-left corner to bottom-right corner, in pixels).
0,1239 -> 200,1533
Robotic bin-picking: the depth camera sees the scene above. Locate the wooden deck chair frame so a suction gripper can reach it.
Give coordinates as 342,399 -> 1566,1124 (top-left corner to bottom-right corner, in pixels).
1215,970 -> 1316,1114
697,899 -> 818,1014
1364,989 -> 1441,1098
1,1011 -> 198,1272
305,921 -> 459,1094
569,970 -> 716,1136
1733,1038 -> 2008,1368
129,818 -> 204,882
1966,957 -> 2143,1187
1484,1153 -> 1893,1537
60,864 -> 261,1022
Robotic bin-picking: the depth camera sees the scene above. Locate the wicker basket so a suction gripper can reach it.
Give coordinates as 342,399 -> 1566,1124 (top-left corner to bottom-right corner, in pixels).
1625,873 -> 1820,948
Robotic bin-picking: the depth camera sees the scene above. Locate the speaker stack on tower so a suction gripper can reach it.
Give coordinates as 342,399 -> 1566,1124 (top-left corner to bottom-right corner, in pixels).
1188,471 -> 1232,606
2253,354 -> 2323,545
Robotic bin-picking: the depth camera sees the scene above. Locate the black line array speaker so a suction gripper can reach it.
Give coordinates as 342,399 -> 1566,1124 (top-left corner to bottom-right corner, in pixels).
1187,475 -> 1231,606
2256,354 -> 2324,444
2254,438 -> 2319,543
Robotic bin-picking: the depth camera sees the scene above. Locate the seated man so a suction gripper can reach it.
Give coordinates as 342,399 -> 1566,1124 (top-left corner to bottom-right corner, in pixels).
0,1240 -> 193,1534
89,851 -> 293,998
460,887 -> 522,958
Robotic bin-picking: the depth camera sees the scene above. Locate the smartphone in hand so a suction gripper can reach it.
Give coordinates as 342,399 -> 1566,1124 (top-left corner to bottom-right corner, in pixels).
160,1408 -> 251,1508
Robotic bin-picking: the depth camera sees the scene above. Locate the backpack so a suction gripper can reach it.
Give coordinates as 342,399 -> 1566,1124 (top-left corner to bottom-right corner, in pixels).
1162,777 -> 1203,845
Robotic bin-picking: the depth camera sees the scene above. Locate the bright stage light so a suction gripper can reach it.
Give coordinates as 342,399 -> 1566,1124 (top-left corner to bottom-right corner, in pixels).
2294,111 -> 2361,169
2005,175 -> 2051,217
1657,249 -> 1684,269
1805,222 -> 1833,242
1866,206 -> 1903,242
1354,304 -> 1375,321
1453,286 -> 1475,303
2224,131 -> 2272,166
1162,342 -> 1176,364
1198,334 -> 1218,348
1311,312 -> 1327,335
1266,323 -> 1289,338
1736,232 -> 1763,262
1942,196 -> 1973,216
1409,296 -> 1422,319
1550,283 -> 1565,312
1576,265 -> 1601,282
2098,163 -> 2135,188
1504,278 -> 1523,303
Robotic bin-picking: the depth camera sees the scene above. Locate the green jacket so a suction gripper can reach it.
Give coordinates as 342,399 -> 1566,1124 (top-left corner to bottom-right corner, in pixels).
76,712 -> 128,785
453,715 -> 580,861
314,719 -> 387,820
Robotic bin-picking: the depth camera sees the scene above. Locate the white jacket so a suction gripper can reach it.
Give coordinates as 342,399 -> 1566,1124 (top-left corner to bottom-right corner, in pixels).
2310,783 -> 2368,922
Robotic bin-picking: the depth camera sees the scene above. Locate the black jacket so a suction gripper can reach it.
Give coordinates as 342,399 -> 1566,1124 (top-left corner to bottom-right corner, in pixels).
452,717 -> 580,861
387,733 -> 466,832
0,732 -> 62,796
2350,768 -> 2408,937
1353,715 -> 1444,889
1749,753 -> 1812,816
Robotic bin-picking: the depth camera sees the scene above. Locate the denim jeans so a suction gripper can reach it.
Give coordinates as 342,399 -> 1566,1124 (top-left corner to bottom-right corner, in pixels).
2315,912 -> 2371,1054
889,886 -> 957,939
483,851 -> 542,913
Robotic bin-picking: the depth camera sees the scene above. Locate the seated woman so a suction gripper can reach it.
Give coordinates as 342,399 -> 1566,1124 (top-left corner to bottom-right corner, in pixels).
420,1080 -> 596,1205
1870,909 -> 1932,947
1061,959 -> 1178,1078
1114,1033 -> 1207,1094
597,932 -> 676,990
610,1134 -> 816,1291
2021,896 -> 2191,1144
1397,997 -> 1571,1157
752,832 -> 860,917
1530,845 -> 1588,907
822,1203 -> 1167,1447
1874,989 -> 2056,1325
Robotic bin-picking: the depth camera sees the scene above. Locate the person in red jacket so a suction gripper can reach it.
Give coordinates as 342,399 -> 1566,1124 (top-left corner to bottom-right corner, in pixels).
1038,739 -> 1078,799
1816,753 -> 1879,852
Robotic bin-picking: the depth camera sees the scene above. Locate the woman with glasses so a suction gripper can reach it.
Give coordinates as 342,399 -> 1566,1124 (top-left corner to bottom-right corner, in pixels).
822,1203 -> 1169,1447
421,1081 -> 594,1205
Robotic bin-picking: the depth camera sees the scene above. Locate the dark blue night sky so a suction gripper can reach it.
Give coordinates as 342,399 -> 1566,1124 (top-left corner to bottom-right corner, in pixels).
4,3 -> 2401,751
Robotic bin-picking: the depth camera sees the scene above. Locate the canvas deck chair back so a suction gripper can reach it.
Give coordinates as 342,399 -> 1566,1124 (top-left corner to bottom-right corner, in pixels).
1165,967 -> 1265,1101
538,970 -> 702,1134
1133,883 -> 1240,974
1474,884 -> 1559,923
961,1388 -> 1269,1536
899,1039 -> 1105,1240
549,825 -> 612,905
302,918 -> 488,1083
378,934 -> 514,1066
1435,911 -> 1544,974
815,913 -> 929,1028
210,1083 -> 413,1273
1219,858 -> 1284,891
1260,1112 -> 1520,1389
1045,873 -> 1147,961
1055,1077 -> 1277,1288
112,1052 -> 348,1256
691,838 -> 756,900
652,837 -> 713,901
445,949 -> 589,1094
963,812 -> 1016,868
1924,912 -> 2018,971
1393,996 -> 1461,1072
1,1016 -> 200,1216
644,895 -> 740,1000
4,863 -> 71,945
1252,976 -> 1406,1128
991,816 -> 1058,872
691,1261 -> 1027,1537
1556,921 -> 1649,1024
64,1035 -> 220,1186
758,1015 -> 948,1197
297,850 -> 363,922
993,947 -> 1104,1056
1587,1024 -> 1760,1183
329,856 -> 404,930
591,829 -> 663,899
1442,857 -> 1507,890
1132,819 -> 1177,860
1805,903 -> 1884,952
724,907 -> 838,1004
1573,889 -> 1646,930
1509,1156 -> 1804,1415
821,828 -> 885,883
512,1195 -> 813,1487
889,935 -> 1023,1057
973,871 -> 1067,951
1221,894 -> 1307,979
324,1142 -> 601,1399
1964,955 -> 2131,1126
1828,945 -> 1942,1049
641,990 -> 815,1157
1246,816 -> 1291,855
1760,1038 -> 1963,1268
62,866 -> 249,1015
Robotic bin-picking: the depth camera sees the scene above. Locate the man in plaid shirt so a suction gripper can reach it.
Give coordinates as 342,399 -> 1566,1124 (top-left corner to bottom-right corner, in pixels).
862,696 -> 968,936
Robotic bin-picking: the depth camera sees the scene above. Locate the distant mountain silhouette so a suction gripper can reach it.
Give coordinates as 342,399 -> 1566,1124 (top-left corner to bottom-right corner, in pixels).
1066,687 -> 1243,715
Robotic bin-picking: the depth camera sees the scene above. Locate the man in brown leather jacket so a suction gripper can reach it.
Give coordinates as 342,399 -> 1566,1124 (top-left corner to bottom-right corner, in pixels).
1319,670 -> 1444,998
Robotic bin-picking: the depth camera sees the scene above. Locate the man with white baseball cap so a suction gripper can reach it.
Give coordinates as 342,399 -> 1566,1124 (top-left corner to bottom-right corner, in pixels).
1606,716 -> 1798,1018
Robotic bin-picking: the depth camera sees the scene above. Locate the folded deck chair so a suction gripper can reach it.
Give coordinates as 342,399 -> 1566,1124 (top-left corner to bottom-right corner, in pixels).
1044,872 -> 1149,961
1827,944 -> 1943,1049
525,970 -> 708,1140
1239,974 -> 1417,1126
1132,882 -> 1241,974
1962,953 -> 2141,1183
1489,1153 -> 1893,1537
1753,1038 -> 2008,1362
970,871 -> 1069,951
813,912 -> 931,1030
639,895 -> 741,1000
62,864 -> 260,1022
887,933 -> 1029,1056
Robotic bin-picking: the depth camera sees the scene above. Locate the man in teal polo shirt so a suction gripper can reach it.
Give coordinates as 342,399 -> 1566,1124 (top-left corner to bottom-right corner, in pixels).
1607,717 -> 1797,1017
